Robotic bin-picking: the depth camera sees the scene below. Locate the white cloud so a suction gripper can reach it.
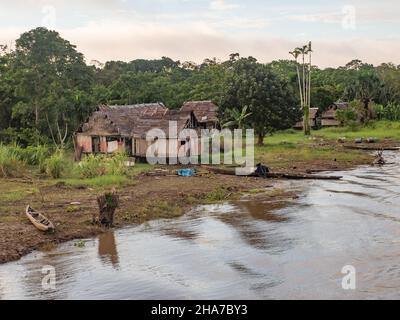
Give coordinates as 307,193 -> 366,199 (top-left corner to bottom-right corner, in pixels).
0,1 -> 399,68
210,0 -> 241,11
286,12 -> 343,24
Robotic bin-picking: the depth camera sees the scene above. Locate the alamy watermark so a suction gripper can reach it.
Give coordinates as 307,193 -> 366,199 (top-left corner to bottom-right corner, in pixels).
342,5 -> 356,30
42,5 -> 57,29
341,265 -> 356,290
145,122 -> 255,174
41,265 -> 56,290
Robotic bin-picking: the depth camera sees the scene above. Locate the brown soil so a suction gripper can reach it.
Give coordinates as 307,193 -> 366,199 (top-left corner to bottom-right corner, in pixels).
0,140 -> 396,264
0,173 -> 283,264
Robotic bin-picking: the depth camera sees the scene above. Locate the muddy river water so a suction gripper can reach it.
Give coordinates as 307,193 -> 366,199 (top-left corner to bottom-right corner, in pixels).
0,152 -> 399,300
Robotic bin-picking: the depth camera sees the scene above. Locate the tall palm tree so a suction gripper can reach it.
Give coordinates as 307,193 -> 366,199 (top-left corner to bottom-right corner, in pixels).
290,43 -> 312,136
289,49 -> 304,108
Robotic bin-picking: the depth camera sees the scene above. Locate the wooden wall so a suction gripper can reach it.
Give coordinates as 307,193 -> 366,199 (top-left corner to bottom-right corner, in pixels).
76,134 -> 92,153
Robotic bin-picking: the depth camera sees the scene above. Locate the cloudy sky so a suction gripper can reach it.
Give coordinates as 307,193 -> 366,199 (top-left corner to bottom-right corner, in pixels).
0,0 -> 399,68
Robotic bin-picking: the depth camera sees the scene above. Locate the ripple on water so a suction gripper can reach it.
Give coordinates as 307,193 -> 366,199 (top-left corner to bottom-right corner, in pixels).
0,151 -> 400,299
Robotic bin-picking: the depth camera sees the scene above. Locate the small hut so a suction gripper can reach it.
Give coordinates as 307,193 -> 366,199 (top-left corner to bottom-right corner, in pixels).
74,103 -> 204,160
293,108 -> 321,130
180,101 -> 219,129
321,103 -> 350,127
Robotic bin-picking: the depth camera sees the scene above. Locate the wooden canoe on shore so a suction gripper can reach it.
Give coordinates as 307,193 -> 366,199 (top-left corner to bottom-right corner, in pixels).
26,205 -> 55,232
202,166 -> 343,180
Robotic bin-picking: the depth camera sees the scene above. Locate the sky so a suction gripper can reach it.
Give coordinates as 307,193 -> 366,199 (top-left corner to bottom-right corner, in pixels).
0,0 -> 399,68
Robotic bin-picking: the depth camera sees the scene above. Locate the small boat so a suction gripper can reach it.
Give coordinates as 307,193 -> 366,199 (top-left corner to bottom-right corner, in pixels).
26,205 -> 55,232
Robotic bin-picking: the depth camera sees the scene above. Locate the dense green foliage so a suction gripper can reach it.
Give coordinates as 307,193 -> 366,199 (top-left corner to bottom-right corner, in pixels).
0,144 -> 25,177
335,108 -> 358,127
45,150 -> 68,178
0,28 -> 400,147
76,152 -> 128,178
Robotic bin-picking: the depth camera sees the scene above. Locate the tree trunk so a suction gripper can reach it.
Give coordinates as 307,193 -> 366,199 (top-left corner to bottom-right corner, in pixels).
35,105 -> 39,128
363,98 -> 371,122
96,190 -> 119,227
303,105 -> 311,136
257,133 -> 265,146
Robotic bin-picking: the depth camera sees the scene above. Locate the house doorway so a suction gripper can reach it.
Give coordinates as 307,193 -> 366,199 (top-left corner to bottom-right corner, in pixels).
125,138 -> 133,156
92,136 -> 100,153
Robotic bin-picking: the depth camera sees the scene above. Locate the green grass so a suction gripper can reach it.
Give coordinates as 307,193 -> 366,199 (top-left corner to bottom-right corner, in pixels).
255,144 -> 369,168
316,121 -> 400,140
0,182 -> 38,202
252,122 -> 400,169
54,162 -> 152,188
140,200 -> 183,219
203,188 -> 229,202
129,163 -> 153,176
60,175 -> 130,188
264,121 -> 400,145
264,130 -> 312,146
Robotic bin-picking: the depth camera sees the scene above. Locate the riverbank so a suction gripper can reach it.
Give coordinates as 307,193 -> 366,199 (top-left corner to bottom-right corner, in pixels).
3,151 -> 399,299
1,126 -> 399,264
0,174 -> 294,264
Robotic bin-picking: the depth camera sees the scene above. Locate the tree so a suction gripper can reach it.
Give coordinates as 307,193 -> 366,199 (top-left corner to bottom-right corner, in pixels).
289,42 -> 313,135
0,46 -> 14,131
376,63 -> 400,105
221,57 -> 300,146
343,63 -> 384,122
10,27 -> 94,147
223,105 -> 252,129
311,85 -> 341,112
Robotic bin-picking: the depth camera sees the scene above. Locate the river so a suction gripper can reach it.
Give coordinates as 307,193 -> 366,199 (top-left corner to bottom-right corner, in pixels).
0,151 -> 399,300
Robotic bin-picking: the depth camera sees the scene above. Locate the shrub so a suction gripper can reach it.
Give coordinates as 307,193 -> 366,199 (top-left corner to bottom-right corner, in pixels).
374,103 -> 400,121
106,152 -> 128,176
76,154 -> 107,178
21,145 -> 50,173
45,151 -> 67,179
0,145 -> 26,178
75,153 -> 129,178
336,108 -> 358,126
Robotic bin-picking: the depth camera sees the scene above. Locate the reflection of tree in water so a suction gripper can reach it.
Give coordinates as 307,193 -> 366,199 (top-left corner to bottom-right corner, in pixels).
216,201 -> 295,252
228,261 -> 282,291
98,231 -> 119,268
159,224 -> 198,242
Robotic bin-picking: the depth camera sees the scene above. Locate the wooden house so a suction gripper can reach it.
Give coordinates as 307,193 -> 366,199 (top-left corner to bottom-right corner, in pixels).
321,103 -> 350,127
74,102 -> 217,160
180,101 -> 219,129
293,108 -> 321,130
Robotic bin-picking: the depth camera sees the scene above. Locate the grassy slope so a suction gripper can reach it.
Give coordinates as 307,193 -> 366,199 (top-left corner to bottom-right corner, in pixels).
256,121 -> 400,170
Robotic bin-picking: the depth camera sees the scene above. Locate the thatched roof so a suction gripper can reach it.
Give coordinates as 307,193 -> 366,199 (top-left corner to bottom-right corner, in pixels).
131,110 -> 196,138
322,103 -> 350,119
79,103 -> 196,138
293,108 -> 320,128
180,101 -> 219,124
309,107 -> 320,119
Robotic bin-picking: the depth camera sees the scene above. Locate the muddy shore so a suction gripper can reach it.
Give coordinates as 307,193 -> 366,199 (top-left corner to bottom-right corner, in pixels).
0,141 -> 396,264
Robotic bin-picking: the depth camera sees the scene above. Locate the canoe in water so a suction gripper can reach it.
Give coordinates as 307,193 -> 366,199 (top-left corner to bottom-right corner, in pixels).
26,205 -> 55,232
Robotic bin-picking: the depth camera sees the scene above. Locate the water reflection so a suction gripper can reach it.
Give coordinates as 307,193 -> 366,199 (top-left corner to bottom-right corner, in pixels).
98,231 -> 119,268
0,151 -> 399,299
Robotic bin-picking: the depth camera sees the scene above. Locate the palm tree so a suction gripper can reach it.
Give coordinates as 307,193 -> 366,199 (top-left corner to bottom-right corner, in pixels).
290,42 -> 313,136
223,105 -> 252,129
289,49 -> 303,108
